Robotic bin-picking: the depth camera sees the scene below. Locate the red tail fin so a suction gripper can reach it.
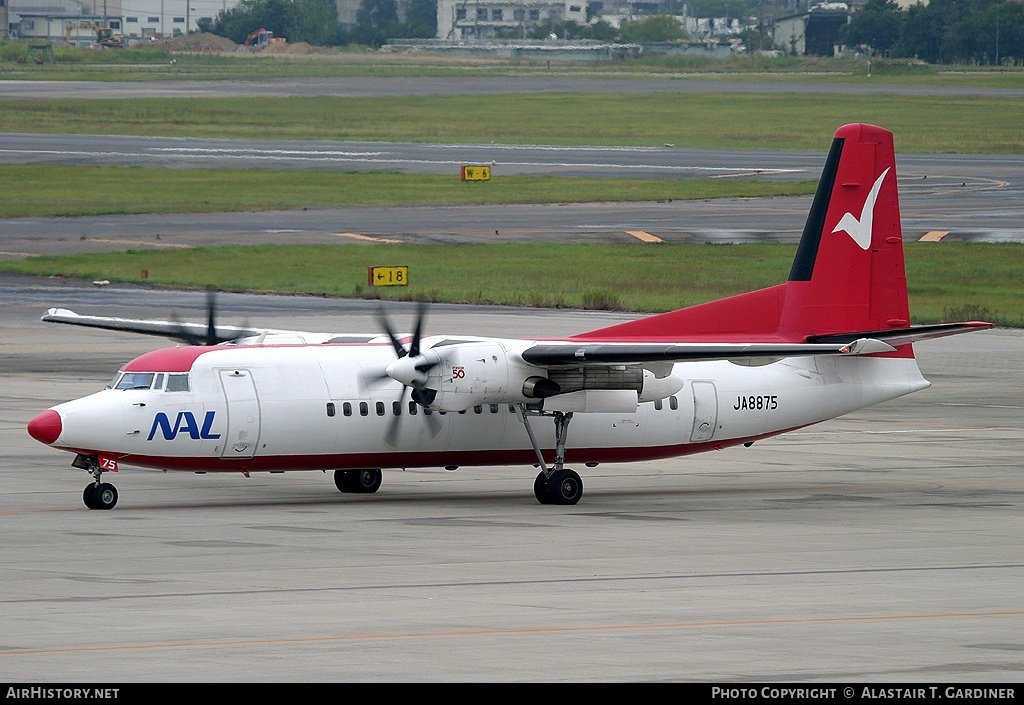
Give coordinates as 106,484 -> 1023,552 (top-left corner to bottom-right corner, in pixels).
575,123 -> 909,343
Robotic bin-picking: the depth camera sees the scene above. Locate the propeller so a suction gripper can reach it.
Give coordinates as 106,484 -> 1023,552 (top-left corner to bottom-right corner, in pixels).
371,301 -> 443,446
170,289 -> 250,346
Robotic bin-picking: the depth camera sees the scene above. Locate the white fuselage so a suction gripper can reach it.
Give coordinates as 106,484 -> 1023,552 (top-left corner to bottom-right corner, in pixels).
44,338 -> 931,474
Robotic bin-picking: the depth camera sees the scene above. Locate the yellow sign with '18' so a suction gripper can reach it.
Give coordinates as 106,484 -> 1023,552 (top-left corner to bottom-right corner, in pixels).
368,266 -> 409,287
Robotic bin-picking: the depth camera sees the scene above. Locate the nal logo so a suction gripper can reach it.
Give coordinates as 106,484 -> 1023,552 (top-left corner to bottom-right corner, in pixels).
832,167 -> 890,250
148,411 -> 221,441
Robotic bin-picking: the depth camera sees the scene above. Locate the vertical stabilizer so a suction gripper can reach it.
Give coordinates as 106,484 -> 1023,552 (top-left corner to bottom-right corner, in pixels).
779,123 -> 909,336
574,123 -> 910,343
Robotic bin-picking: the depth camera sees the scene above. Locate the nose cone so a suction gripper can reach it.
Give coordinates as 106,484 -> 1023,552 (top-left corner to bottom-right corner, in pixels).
28,410 -> 62,445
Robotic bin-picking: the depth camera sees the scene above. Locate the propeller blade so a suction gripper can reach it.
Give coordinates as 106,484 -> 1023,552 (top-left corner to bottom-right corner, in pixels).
165,290 -> 251,346
375,305 -> 407,358
205,289 -> 217,345
409,300 -> 427,359
422,408 -> 443,439
371,301 -> 444,444
383,387 -> 408,449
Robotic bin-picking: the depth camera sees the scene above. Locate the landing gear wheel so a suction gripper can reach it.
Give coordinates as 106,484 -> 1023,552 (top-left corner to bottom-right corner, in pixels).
93,483 -> 118,510
83,484 -> 99,509
548,469 -> 583,505
534,471 -> 553,505
84,482 -> 117,510
334,469 -> 382,494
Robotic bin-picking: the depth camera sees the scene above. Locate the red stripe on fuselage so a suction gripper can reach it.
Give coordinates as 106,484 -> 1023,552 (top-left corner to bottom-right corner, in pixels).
46,427 -> 804,474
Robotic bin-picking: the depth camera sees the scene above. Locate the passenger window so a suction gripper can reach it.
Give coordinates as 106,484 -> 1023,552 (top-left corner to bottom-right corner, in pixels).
474,405 -> 483,414
167,374 -> 190,392
669,396 -> 678,410
359,402 -> 368,416
326,403 -> 336,417
343,402 -> 352,417
408,401 -> 418,415
392,401 -> 402,416
654,399 -> 663,411
375,401 -> 385,416
490,404 -> 499,414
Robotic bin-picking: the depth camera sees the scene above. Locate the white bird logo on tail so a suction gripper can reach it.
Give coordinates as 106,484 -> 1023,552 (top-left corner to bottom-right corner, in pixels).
832,167 -> 890,250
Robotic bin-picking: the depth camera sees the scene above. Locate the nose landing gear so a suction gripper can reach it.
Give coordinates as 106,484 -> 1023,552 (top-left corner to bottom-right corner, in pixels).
74,454 -> 118,509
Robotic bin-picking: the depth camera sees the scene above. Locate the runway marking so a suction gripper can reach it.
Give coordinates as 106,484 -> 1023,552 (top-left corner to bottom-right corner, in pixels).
87,238 -> 193,249
2,609 -> 1021,656
0,148 -> 801,175
334,232 -> 403,244
919,231 -> 949,242
626,230 -> 663,243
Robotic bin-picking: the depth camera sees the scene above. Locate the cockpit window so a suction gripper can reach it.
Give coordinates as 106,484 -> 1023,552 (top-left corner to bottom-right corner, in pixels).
106,372 -> 122,390
115,372 -> 156,390
166,374 -> 190,392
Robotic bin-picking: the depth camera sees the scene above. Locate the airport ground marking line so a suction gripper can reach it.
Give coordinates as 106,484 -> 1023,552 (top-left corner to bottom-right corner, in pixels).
335,232 -> 403,244
88,238 -> 193,249
3,609 -> 1022,656
626,230 -> 663,243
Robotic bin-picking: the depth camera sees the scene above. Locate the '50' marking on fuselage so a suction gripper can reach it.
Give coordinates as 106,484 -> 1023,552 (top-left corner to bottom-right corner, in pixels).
733,395 -> 778,411
148,411 -> 221,441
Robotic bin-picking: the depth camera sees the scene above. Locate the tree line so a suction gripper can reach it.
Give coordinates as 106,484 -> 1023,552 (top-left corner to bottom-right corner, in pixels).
842,0 -> 1024,64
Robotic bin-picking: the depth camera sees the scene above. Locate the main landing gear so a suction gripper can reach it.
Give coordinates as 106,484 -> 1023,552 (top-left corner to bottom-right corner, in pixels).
74,455 -> 118,510
334,468 -> 383,494
518,406 -> 584,505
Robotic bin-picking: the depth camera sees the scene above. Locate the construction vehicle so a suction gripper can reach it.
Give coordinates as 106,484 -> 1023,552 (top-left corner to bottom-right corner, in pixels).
64,22 -> 124,49
242,28 -> 285,50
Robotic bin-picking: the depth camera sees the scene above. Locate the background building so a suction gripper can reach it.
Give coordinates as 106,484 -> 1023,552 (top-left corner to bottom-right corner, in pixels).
437,0 -> 587,41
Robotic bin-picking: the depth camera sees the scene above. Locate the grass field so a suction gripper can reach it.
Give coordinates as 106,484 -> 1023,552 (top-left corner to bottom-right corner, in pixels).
0,164 -> 817,218
2,93 -> 1022,153
2,243 -> 1020,326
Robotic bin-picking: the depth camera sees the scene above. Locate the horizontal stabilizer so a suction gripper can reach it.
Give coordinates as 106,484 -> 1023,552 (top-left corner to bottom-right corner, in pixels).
807,322 -> 995,347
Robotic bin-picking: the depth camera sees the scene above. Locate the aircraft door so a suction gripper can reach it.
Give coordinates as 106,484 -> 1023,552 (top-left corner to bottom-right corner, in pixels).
219,369 -> 260,459
689,380 -> 719,443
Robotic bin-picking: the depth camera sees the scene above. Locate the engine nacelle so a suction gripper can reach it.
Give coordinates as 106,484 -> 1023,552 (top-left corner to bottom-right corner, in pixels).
639,369 -> 684,402
419,342 -> 685,412
422,342 -> 542,411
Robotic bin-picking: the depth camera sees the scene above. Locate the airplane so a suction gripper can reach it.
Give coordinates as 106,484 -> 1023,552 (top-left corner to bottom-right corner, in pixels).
27,123 -> 993,510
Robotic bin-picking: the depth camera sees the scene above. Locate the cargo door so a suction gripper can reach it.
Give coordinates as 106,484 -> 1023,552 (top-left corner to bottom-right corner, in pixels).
689,380 -> 719,443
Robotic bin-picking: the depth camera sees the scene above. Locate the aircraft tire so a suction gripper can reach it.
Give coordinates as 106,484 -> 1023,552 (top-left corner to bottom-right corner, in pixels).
354,468 -> 382,493
534,471 -> 553,504
548,469 -> 583,505
83,484 -> 99,509
93,483 -> 118,510
334,469 -> 382,494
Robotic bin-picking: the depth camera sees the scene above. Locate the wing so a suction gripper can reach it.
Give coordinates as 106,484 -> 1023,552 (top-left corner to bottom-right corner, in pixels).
41,308 -> 264,343
40,308 -> 377,346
